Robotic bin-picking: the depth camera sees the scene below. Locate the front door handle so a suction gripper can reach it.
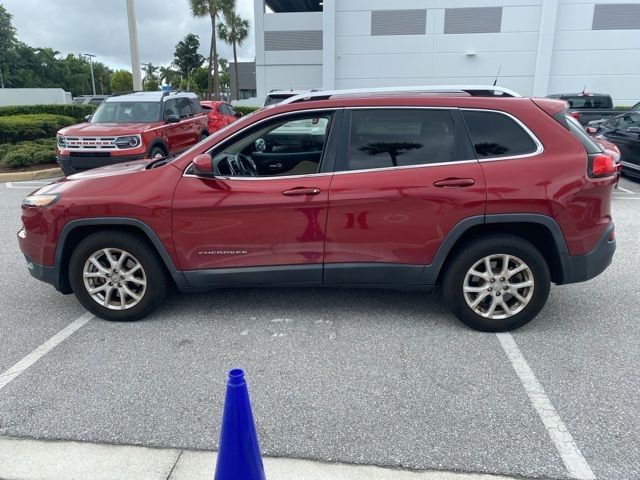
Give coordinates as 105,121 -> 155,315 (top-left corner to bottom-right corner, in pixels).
282,187 -> 321,196
433,178 -> 475,188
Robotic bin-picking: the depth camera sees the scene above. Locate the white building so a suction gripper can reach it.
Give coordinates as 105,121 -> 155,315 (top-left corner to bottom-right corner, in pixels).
253,0 -> 640,105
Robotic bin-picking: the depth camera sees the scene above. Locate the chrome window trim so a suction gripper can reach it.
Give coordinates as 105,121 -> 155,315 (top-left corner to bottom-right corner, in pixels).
460,108 -> 544,161
182,106 -> 544,180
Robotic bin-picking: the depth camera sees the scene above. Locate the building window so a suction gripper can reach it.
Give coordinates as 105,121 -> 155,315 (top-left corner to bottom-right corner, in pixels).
592,4 -> 640,30
371,9 -> 427,36
264,30 -> 323,51
444,7 -> 502,34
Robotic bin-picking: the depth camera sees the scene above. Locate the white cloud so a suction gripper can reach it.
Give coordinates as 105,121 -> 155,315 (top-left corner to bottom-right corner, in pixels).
3,0 -> 256,70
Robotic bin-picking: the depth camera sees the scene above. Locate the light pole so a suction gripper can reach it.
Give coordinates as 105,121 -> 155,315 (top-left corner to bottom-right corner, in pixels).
126,0 -> 142,91
83,53 -> 96,95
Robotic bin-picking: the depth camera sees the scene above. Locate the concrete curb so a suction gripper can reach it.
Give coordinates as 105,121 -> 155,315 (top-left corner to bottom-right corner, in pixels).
0,167 -> 62,183
0,436 -> 523,480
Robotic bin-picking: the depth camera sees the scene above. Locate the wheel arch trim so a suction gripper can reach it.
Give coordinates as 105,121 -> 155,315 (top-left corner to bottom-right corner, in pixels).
55,217 -> 188,288
421,213 -> 569,284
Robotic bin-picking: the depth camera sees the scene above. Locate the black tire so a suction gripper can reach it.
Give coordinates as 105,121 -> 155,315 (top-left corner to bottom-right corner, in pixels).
68,232 -> 168,321
148,145 -> 166,159
442,235 -> 550,332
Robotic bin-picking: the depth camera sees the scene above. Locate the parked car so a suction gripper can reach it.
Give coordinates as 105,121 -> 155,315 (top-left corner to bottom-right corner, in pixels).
72,95 -> 109,107
20,86 -> 617,332
586,111 -> 640,179
263,90 -> 310,106
56,91 -> 208,176
546,92 -> 625,125
200,100 -> 241,133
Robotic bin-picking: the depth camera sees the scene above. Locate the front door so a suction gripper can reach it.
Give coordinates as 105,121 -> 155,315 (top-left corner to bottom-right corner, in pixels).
324,108 -> 486,284
171,110 -> 341,286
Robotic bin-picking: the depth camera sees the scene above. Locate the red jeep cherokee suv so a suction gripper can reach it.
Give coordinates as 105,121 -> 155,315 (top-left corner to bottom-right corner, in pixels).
19,86 -> 617,331
56,91 -> 208,175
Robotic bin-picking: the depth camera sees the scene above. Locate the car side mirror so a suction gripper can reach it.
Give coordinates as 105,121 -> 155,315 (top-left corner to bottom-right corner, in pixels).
166,114 -> 180,123
627,126 -> 640,134
234,112 -> 242,118
585,126 -> 598,135
192,154 -> 215,178
84,115 -> 92,122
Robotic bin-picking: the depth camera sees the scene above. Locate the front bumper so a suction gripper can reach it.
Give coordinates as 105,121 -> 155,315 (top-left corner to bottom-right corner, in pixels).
560,223 -> 616,284
23,253 -> 69,293
57,154 -> 146,176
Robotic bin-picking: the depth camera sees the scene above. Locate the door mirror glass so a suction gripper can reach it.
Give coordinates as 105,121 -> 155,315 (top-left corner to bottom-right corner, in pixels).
166,114 -> 180,123
192,154 -> 215,178
84,115 -> 92,122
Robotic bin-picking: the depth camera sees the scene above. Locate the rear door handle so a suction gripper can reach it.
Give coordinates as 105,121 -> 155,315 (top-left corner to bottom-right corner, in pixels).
282,187 -> 321,196
433,178 -> 475,188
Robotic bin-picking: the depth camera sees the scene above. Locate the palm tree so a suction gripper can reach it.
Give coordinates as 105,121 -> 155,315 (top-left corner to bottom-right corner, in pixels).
218,9 -> 249,101
189,0 -> 233,100
142,63 -> 158,83
158,65 -> 178,89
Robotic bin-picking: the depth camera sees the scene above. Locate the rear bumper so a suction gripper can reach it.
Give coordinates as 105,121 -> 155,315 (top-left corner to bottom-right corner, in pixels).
57,154 -> 146,175
560,223 -> 616,284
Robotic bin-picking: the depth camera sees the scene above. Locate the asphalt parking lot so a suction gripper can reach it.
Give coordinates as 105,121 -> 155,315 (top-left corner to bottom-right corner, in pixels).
0,176 -> 638,480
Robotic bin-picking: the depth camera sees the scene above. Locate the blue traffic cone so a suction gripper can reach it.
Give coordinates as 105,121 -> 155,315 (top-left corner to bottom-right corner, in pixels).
214,369 -> 266,480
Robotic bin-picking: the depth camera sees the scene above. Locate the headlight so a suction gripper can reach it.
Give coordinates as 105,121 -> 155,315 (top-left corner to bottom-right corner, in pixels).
22,194 -> 60,207
57,135 -> 67,148
114,135 -> 141,149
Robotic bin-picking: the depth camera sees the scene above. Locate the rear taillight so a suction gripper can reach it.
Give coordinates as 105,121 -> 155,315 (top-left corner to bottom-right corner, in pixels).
570,111 -> 580,121
589,153 -> 616,177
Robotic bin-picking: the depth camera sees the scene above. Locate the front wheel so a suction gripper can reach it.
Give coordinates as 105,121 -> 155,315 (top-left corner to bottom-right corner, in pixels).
442,235 -> 550,332
68,232 -> 168,321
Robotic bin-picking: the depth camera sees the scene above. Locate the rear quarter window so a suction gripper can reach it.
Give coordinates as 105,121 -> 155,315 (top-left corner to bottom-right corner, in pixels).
462,110 -> 539,159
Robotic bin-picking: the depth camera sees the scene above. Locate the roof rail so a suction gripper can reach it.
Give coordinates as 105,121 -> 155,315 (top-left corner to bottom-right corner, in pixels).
279,85 -> 522,104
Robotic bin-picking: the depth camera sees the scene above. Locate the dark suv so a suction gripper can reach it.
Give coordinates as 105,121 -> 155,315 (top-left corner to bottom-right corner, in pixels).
19,86 -> 617,331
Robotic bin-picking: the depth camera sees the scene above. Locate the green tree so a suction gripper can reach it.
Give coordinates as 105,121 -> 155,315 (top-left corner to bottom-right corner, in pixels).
142,63 -> 159,91
188,0 -> 233,100
217,9 -> 249,100
173,33 -> 204,90
159,65 -> 180,90
110,70 -> 134,92
218,57 -> 229,96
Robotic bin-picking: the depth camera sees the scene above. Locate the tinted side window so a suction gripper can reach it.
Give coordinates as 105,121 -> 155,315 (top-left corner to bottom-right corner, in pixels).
462,110 -> 538,158
190,99 -> 203,114
164,99 -> 179,118
178,98 -> 193,118
344,109 -> 455,171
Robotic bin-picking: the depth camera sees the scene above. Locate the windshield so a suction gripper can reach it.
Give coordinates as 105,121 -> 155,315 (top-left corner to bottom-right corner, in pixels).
91,101 -> 161,123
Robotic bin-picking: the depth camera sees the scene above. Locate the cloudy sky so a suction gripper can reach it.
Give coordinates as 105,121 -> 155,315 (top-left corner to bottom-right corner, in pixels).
3,0 -> 256,69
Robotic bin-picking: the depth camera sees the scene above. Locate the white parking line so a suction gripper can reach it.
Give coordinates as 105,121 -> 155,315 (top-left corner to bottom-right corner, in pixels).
0,312 -> 93,391
496,333 -> 595,480
616,186 -> 635,194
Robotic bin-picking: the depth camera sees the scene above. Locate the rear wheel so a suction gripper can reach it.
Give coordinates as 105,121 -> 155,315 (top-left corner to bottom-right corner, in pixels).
442,235 -> 550,331
69,232 -> 167,321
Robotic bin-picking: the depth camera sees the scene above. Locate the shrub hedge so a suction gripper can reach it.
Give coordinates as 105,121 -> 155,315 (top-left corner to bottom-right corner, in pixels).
0,114 -> 76,144
0,138 -> 57,168
0,104 -> 96,122
234,106 -> 260,116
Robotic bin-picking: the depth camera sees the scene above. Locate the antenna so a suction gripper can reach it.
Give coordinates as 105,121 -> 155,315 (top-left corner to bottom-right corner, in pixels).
493,65 -> 502,86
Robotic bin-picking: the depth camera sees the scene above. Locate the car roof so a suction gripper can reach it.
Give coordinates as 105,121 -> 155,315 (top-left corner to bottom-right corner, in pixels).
105,91 -> 198,103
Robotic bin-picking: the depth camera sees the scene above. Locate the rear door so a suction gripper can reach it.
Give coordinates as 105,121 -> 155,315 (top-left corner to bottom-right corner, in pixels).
324,108 -> 486,285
